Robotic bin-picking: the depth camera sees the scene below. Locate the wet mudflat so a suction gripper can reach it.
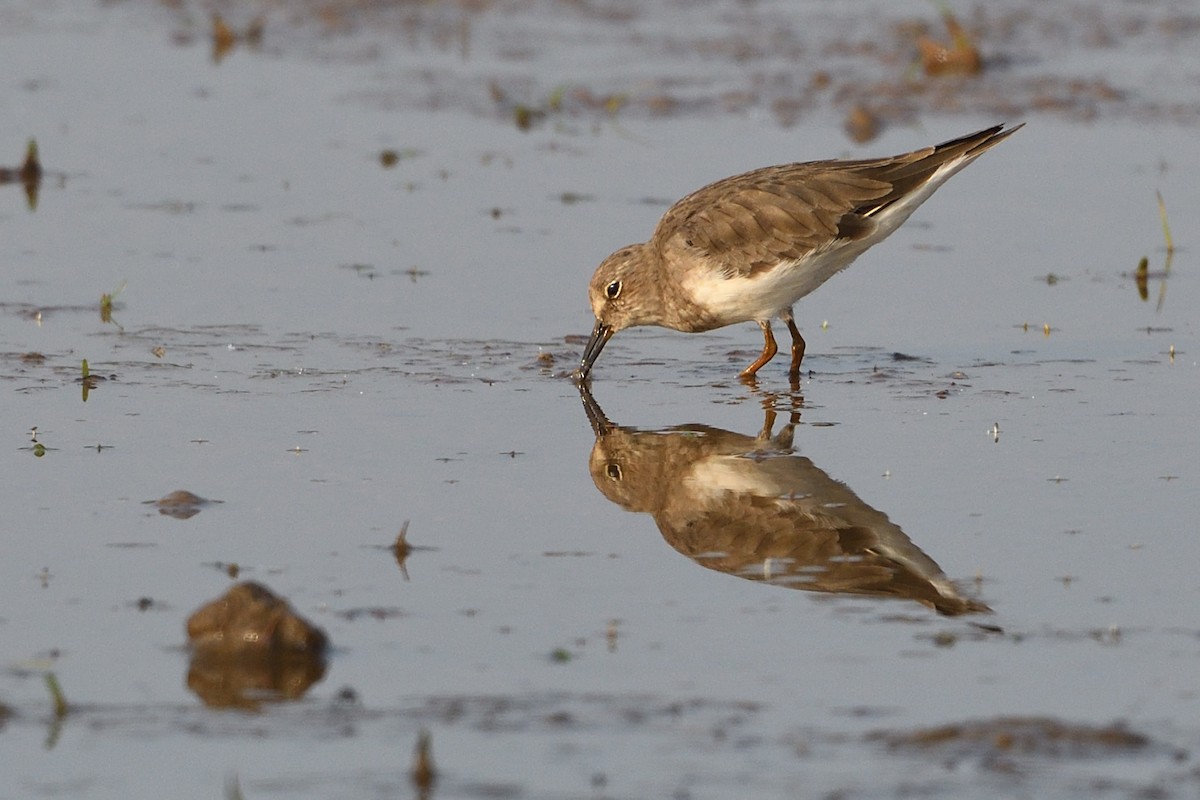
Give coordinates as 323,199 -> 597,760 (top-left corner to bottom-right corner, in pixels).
2,1 -> 1199,798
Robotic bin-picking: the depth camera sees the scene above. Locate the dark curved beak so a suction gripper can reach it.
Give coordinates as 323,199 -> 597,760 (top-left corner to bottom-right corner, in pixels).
576,319 -> 613,381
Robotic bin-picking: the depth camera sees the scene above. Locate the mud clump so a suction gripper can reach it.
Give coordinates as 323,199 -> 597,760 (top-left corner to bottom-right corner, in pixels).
149,489 -> 219,520
185,581 -> 328,709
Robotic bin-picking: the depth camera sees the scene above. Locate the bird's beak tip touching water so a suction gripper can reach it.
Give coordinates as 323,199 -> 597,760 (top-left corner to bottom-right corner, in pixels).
575,319 -> 613,381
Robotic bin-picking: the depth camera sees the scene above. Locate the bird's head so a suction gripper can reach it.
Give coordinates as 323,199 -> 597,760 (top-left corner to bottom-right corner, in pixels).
578,244 -> 657,380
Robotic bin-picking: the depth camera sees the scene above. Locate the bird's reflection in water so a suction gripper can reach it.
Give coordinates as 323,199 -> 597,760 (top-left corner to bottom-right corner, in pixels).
580,387 -> 989,616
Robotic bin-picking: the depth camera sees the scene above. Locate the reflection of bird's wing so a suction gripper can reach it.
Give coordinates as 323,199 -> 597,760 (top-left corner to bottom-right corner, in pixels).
655,454 -> 988,616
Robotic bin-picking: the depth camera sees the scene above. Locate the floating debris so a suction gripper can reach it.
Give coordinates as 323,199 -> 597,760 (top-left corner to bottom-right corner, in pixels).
212,13 -> 237,59
1157,191 -> 1174,256
1135,257 -> 1150,301
146,489 -> 221,520
26,426 -> 50,458
513,104 -> 542,132
843,104 -> 881,143
374,521 -> 436,579
0,139 -> 43,210
393,520 -> 414,579
1131,192 -> 1175,308
225,773 -> 245,800
0,138 -> 42,184
211,13 -> 264,63
44,671 -> 69,719
78,358 -> 106,402
491,81 -> 625,132
99,280 -> 126,328
916,9 -> 982,76
411,729 -> 437,793
0,136 -> 42,209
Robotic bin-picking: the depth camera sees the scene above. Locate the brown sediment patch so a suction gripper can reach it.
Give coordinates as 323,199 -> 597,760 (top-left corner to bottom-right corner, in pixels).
145,1 -> 1200,130
867,716 -> 1177,765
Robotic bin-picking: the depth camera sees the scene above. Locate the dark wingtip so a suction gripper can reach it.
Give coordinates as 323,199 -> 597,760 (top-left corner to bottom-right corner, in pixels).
940,122 -> 1024,157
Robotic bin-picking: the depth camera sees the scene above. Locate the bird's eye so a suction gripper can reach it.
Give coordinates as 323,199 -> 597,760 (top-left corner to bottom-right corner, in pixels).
605,280 -> 621,300
605,463 -> 622,481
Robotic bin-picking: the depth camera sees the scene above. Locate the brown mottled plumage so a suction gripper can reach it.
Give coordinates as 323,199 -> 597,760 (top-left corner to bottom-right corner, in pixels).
580,388 -> 989,616
578,124 -> 1022,382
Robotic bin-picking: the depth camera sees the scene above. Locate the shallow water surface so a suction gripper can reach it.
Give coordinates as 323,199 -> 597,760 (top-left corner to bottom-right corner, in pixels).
2,2 -> 1199,798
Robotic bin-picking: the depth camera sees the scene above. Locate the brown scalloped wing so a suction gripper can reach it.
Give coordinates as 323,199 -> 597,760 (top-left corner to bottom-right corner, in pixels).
652,124 -> 1017,279
655,167 -> 893,277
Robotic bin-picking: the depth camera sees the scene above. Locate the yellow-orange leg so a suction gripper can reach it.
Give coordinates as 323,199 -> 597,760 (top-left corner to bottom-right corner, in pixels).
740,321 -> 779,380
785,318 -> 806,377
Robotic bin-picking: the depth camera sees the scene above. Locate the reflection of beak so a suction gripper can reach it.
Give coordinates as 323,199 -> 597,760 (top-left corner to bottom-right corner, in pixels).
577,380 -> 613,437
577,319 -> 613,380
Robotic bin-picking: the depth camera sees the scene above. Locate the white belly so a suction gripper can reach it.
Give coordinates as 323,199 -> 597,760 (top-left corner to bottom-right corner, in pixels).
680,246 -> 863,324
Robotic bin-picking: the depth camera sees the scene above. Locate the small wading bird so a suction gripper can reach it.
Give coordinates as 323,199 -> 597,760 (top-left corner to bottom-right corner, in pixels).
576,123 -> 1022,382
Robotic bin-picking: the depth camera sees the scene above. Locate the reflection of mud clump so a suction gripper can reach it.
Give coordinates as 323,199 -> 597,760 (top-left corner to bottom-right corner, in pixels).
186,581 -> 328,709
871,717 -> 1154,764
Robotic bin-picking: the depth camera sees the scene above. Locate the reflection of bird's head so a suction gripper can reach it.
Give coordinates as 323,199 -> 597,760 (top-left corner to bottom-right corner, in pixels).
580,383 -> 664,511
588,427 -> 675,513
588,419 -> 774,514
